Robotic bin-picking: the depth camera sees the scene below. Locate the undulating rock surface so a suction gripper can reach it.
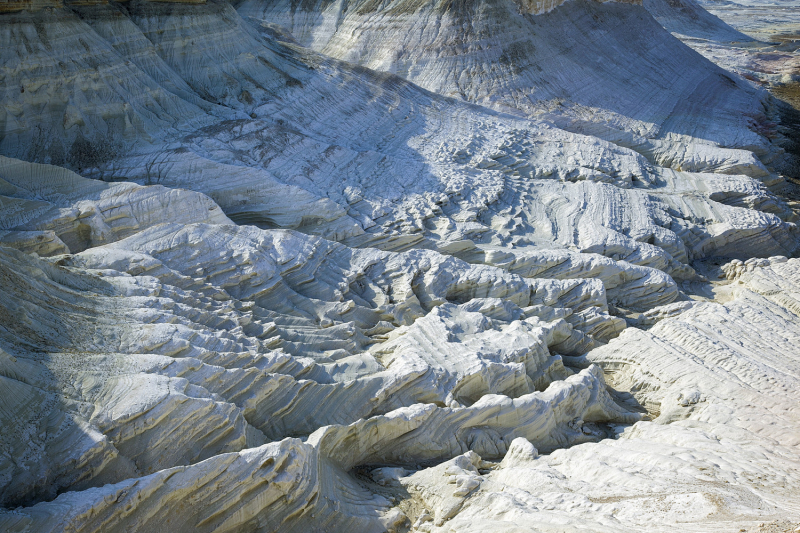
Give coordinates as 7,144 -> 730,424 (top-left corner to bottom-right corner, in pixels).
0,0 -> 798,529
237,0 -> 781,174
0,155 -> 232,255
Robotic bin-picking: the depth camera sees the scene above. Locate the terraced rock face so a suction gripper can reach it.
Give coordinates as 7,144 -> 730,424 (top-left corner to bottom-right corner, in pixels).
236,0 -> 780,174
0,0 -> 799,530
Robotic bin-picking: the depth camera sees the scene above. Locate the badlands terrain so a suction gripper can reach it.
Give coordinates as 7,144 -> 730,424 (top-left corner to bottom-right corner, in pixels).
0,0 -> 799,529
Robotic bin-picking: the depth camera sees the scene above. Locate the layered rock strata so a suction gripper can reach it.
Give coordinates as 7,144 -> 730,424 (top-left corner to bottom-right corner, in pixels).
0,196 -> 798,530
237,0 -> 780,177
0,0 -> 799,528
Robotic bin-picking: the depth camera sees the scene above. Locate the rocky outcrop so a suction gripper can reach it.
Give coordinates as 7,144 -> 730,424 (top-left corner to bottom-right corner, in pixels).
0,156 -> 231,255
1,232 -> 799,531
0,183 -> 638,512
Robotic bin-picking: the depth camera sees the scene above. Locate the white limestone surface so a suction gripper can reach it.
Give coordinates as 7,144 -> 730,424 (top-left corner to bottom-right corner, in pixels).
237,0 -> 778,174
0,0 -> 798,529
2,0 -> 795,269
1,247 -> 799,531
0,155 -> 232,255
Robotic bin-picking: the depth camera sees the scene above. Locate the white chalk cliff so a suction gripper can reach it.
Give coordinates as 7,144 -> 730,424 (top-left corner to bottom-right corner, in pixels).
0,0 -> 798,530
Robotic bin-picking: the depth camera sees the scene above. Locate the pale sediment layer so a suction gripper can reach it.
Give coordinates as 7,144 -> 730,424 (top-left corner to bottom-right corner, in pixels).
0,0 -> 799,529
237,0 -> 779,176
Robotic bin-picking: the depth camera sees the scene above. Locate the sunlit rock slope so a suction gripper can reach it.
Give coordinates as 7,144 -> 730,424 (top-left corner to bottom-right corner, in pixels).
237,0 -> 783,175
0,0 -> 799,529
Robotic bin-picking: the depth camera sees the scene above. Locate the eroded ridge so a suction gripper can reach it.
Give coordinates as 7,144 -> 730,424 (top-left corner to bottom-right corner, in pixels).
0,0 -> 799,527
0,158 -> 640,530
1,0 -> 796,267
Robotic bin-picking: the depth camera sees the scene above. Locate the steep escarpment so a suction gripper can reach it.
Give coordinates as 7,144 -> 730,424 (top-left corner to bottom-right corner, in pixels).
237,0 -> 780,176
0,0 -> 799,530
641,0 -> 800,188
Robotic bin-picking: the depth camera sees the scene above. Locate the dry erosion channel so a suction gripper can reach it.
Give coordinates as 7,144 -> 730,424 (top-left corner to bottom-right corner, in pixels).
0,0 -> 799,529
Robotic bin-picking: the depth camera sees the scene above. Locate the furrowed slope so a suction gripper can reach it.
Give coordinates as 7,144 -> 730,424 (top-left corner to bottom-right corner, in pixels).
1,0 -> 795,268
0,0 -> 799,530
237,0 -> 779,175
